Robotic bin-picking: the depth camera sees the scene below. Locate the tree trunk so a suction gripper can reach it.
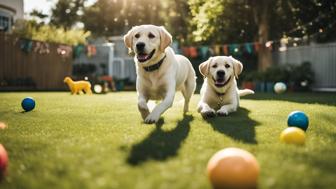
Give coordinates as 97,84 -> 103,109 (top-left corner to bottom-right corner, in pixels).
251,0 -> 273,71
257,5 -> 272,71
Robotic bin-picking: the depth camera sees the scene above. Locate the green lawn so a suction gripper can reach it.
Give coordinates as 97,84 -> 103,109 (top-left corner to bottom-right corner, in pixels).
0,92 -> 335,189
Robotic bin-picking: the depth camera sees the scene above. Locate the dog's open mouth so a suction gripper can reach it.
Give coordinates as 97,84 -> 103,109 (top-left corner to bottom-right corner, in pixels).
137,50 -> 155,62
213,76 -> 231,87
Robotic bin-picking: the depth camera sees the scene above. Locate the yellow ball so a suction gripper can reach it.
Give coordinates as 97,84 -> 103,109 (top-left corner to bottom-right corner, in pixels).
280,127 -> 306,145
207,147 -> 260,189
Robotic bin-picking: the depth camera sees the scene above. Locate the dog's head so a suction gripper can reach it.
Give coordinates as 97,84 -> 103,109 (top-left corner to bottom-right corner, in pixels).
123,25 -> 172,64
199,56 -> 243,88
63,77 -> 71,83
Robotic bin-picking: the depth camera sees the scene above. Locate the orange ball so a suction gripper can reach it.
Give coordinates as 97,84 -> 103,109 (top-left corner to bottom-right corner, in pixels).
0,122 -> 7,129
207,148 -> 260,189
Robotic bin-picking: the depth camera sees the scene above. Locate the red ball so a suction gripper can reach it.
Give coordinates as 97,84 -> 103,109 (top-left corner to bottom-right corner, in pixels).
0,144 -> 8,177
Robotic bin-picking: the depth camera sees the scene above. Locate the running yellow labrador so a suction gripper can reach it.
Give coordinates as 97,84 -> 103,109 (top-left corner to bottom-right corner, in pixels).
124,25 -> 196,124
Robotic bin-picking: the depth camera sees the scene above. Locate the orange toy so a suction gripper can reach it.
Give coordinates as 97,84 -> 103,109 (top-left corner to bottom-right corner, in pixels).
64,77 -> 92,95
207,147 -> 260,189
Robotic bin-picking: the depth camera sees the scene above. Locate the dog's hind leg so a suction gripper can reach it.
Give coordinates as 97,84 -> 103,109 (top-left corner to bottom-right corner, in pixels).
182,72 -> 196,113
84,87 -> 92,94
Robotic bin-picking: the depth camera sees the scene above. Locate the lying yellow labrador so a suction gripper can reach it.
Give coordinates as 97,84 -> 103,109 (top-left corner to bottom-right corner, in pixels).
124,25 -> 196,124
64,77 -> 92,95
197,56 -> 254,118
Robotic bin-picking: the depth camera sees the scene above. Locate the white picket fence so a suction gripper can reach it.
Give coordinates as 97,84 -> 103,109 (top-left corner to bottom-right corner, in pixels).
273,42 -> 336,91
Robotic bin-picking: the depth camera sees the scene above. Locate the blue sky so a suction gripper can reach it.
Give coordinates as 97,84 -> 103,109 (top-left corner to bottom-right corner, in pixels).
24,0 -> 97,16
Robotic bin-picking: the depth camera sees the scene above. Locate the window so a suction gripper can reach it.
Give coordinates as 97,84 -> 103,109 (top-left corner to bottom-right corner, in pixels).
0,15 -> 10,32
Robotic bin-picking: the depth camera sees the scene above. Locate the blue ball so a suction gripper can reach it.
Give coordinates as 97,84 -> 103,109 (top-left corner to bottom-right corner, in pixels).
21,97 -> 35,112
287,111 -> 309,131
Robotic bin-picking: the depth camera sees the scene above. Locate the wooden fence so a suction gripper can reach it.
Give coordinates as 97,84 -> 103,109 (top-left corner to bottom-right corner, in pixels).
0,33 -> 72,90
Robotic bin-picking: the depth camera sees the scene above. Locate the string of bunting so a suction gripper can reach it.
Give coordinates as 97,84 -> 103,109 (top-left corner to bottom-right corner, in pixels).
180,29 -> 329,58
181,42 -> 271,58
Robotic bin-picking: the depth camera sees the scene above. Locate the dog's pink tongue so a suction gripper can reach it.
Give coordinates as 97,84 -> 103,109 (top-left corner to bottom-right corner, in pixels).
137,54 -> 148,61
215,80 -> 225,85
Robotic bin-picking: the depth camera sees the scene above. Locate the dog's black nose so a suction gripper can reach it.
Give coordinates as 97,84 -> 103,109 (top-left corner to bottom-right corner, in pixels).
136,42 -> 145,51
217,70 -> 225,78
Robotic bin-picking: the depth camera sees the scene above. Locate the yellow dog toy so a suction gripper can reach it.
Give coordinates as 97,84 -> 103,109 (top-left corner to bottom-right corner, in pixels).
64,77 -> 92,95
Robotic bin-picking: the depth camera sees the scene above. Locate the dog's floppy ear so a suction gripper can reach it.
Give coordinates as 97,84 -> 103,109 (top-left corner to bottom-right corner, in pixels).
199,57 -> 212,77
230,56 -> 243,79
159,26 -> 172,52
124,29 -> 132,49
124,26 -> 138,55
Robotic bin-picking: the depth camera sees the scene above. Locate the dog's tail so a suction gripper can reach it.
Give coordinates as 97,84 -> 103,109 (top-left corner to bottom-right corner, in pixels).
238,89 -> 255,97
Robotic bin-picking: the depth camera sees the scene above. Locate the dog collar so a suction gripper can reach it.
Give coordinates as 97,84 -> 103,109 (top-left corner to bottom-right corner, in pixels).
143,55 -> 166,72
216,92 -> 226,96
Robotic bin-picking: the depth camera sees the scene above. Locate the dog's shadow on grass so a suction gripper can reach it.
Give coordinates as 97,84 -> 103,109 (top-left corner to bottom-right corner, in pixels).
126,115 -> 193,166
206,107 -> 260,144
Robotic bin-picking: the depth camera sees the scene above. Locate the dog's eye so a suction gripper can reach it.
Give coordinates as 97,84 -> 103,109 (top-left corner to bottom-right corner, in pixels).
148,33 -> 155,38
225,64 -> 230,68
135,33 -> 140,38
212,64 -> 218,68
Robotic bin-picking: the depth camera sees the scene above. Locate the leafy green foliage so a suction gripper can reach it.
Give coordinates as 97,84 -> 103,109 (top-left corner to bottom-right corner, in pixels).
29,9 -> 48,20
79,0 -> 191,41
189,0 -> 225,42
82,0 -> 164,36
161,0 -> 191,44
50,0 -> 85,29
13,20 -> 90,45
188,0 -> 336,44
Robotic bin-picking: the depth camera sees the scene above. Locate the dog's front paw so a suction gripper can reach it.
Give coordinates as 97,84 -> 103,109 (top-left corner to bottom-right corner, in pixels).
217,109 -> 229,116
139,108 -> 150,120
201,109 -> 216,119
144,113 -> 160,124
138,104 -> 150,120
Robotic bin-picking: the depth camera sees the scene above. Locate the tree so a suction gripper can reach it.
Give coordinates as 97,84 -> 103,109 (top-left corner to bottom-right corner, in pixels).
285,0 -> 336,43
29,9 -> 49,24
162,0 -> 192,44
189,0 -> 257,44
249,0 -> 275,70
50,0 -> 85,29
82,0 -> 165,36
13,20 -> 90,45
188,0 -> 336,70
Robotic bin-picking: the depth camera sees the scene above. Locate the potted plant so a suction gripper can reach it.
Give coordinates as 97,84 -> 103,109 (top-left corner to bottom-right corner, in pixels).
289,62 -> 314,91
241,71 -> 256,90
254,71 -> 266,92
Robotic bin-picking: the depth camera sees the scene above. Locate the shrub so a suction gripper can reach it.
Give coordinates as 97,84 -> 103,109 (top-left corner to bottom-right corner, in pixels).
240,62 -> 315,91
288,62 -> 314,91
12,19 -> 90,45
